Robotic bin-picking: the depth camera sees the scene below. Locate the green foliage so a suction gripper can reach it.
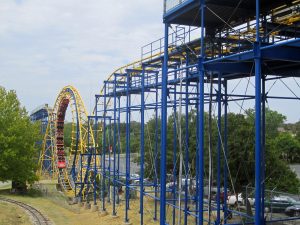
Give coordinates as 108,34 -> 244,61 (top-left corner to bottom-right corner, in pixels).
272,132 -> 300,163
63,122 -> 72,148
141,107 -> 299,194
0,87 -> 40,185
226,112 -> 255,193
108,107 -> 299,194
265,140 -> 300,194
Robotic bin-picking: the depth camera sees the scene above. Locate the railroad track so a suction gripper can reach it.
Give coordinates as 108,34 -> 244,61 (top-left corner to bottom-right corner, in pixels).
0,196 -> 52,225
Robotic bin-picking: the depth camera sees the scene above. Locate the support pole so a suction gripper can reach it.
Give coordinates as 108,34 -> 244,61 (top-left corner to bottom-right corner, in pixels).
160,23 -> 169,225
94,101 -> 98,205
223,79 -> 228,224
172,67 -> 178,225
261,75 -> 266,224
184,52 -> 190,225
102,93 -> 107,211
195,77 -> 199,225
198,0 -> 205,224
154,71 -> 159,221
216,73 -> 222,224
118,96 -> 121,182
113,74 -> 117,216
140,68 -> 145,225
254,0 -> 262,224
125,72 -> 131,223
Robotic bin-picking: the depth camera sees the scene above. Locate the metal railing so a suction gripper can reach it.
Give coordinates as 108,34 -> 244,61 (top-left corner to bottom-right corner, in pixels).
141,25 -> 199,62
164,0 -> 191,14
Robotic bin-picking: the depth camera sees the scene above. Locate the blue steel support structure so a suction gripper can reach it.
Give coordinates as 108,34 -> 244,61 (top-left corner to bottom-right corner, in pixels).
254,1 -> 262,224
102,87 -> 107,212
30,105 -> 52,175
125,71 -> 131,223
154,68 -> 159,222
113,74 -> 117,216
198,1 -> 205,224
160,23 -> 169,225
92,0 -> 300,224
223,79 -> 228,224
140,67 -> 145,225
217,72 -> 222,225
184,52 -> 189,225
172,68 -> 177,225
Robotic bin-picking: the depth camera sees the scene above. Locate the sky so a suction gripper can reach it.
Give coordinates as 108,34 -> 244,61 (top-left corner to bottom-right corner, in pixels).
0,0 -> 163,114
0,0 -> 299,123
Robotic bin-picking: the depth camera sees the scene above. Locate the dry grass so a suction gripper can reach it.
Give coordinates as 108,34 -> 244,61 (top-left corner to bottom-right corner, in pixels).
0,201 -> 31,225
0,180 -> 214,225
1,194 -> 160,225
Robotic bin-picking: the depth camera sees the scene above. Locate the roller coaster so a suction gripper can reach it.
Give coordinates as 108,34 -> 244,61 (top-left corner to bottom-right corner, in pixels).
31,86 -> 98,198
31,0 -> 300,224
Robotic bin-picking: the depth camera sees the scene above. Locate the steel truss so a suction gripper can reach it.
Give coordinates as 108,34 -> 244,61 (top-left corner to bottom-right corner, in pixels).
88,1 -> 300,224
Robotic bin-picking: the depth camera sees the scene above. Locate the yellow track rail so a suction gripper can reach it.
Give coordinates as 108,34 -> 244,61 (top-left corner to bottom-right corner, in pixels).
38,85 -> 97,197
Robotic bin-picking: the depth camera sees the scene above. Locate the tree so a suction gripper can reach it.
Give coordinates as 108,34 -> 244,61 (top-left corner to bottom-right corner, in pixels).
272,132 -> 300,163
0,87 -> 40,191
63,122 -> 72,148
133,107 -> 299,194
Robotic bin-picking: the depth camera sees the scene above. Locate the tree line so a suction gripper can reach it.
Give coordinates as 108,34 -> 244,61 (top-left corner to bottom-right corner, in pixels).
2,85 -> 297,194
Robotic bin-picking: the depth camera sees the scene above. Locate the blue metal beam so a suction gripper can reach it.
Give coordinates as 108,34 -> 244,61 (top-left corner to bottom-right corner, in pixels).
160,23 -> 169,225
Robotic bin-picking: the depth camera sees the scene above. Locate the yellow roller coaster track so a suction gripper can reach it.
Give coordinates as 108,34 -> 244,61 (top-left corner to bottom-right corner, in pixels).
38,85 -> 97,197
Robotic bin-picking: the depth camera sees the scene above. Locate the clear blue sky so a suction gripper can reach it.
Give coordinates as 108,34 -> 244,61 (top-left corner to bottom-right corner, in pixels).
1,0 -> 299,123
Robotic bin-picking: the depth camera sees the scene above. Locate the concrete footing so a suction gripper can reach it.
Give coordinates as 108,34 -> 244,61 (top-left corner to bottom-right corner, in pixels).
71,197 -> 78,204
84,202 -> 91,209
122,221 -> 132,225
99,210 -> 108,217
111,214 -> 119,219
91,204 -> 98,212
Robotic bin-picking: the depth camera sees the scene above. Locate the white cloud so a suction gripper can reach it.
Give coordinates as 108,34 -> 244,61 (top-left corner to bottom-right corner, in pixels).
0,0 -> 299,122
0,0 -> 163,115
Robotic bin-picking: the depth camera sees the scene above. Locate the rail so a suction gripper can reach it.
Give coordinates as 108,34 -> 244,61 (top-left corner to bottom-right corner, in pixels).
0,197 -> 51,225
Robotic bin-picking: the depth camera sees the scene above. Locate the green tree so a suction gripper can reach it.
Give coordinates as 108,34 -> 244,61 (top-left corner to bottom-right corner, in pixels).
134,107 -> 299,194
0,87 -> 40,191
295,121 -> 300,143
63,122 -> 72,148
272,132 -> 300,163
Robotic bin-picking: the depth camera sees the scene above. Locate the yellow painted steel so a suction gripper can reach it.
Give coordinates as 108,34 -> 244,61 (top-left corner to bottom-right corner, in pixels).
37,106 -> 56,179
38,85 -> 97,197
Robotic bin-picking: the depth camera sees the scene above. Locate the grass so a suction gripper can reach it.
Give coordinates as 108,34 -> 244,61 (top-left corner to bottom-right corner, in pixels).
0,201 -> 31,225
0,180 -> 219,225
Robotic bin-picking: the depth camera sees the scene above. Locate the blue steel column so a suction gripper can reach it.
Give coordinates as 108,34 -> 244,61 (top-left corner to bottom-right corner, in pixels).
108,118 -> 112,203
154,70 -> 159,221
198,0 -> 206,224
254,0 -> 262,224
184,53 -> 190,225
172,68 -> 178,225
261,75 -> 266,223
113,74 -> 117,216
223,79 -> 228,224
87,117 -> 91,202
216,73 -> 222,224
118,96 -> 121,181
140,68 -> 145,224
102,91 -> 107,211
195,77 -> 199,225
160,23 -> 169,225
94,100 -> 98,205
125,72 -> 130,223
